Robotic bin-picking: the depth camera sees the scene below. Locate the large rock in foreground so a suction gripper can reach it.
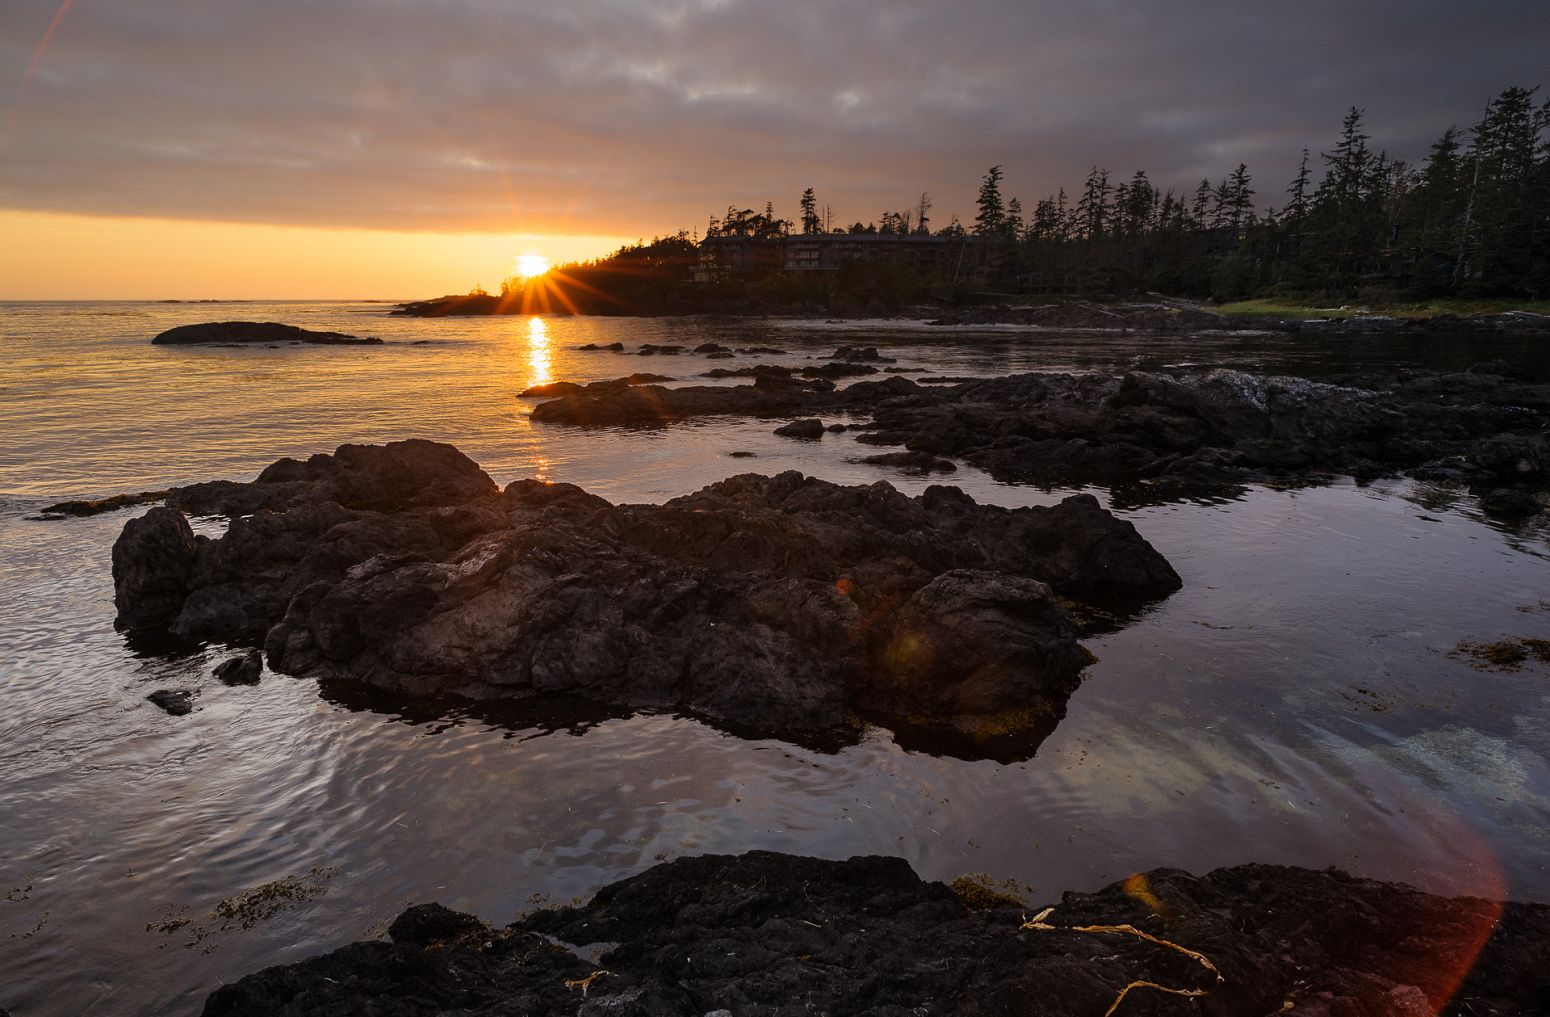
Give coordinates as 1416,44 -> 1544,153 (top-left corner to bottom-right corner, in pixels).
111,441 -> 1179,757
152,321 -> 383,345
202,850 -> 1550,1017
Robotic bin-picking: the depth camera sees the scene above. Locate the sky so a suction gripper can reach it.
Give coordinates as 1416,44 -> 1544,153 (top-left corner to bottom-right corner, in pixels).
1,0 -> 1547,299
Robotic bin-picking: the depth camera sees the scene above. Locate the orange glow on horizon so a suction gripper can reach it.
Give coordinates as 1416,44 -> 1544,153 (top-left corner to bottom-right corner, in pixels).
0,209 -> 631,300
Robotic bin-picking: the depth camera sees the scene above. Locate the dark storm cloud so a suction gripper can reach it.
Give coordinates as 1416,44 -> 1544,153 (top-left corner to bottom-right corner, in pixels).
1,0 -> 1545,233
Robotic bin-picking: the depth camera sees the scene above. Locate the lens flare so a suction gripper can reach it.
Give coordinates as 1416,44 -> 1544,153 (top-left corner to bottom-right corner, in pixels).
514,254 -> 551,279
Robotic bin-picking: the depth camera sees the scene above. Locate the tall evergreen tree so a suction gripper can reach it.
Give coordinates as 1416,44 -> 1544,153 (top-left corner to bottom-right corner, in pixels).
799,188 -> 819,235
1076,167 -> 1112,239
974,165 -> 1006,235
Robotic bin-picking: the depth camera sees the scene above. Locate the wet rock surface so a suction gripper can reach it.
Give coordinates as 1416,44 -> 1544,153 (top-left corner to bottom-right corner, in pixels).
859,368 -> 1550,509
214,649 -> 264,685
854,451 -> 958,475
202,850 -> 1550,1017
110,441 -> 1179,757
528,375 -> 914,427
146,689 -> 195,715
151,322 -> 383,346
773,418 -> 825,439
528,365 -> 1550,511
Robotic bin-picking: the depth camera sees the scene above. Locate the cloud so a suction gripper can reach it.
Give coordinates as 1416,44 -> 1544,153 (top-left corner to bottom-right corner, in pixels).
1,0 -> 1545,234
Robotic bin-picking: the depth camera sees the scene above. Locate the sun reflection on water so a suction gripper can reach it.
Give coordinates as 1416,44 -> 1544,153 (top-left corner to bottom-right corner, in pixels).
527,316 -> 550,386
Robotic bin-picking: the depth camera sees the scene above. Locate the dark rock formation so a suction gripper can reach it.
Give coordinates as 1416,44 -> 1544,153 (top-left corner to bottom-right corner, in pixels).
694,342 -> 732,354
202,851 -> 1550,1017
527,364 -> 1548,511
854,451 -> 957,475
801,362 -> 878,380
576,342 -> 625,352
147,689 -> 195,715
773,418 -> 825,439
856,368 -> 1550,511
214,649 -> 263,685
637,344 -> 683,356
520,375 -> 675,397
151,322 -> 382,346
829,345 -> 893,362
111,442 -> 1179,757
113,507 -> 201,630
530,376 -> 917,427
551,366 -> 1540,510
702,364 -> 796,380
519,381 -> 585,397
1481,488 -> 1543,518
37,490 -> 170,518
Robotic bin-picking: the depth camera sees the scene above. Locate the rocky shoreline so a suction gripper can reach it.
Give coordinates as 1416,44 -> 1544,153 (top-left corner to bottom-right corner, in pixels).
201,850 -> 1550,1017
391,294 -> 1550,336
925,301 -> 1550,335
110,440 -> 1179,758
530,363 -> 1550,516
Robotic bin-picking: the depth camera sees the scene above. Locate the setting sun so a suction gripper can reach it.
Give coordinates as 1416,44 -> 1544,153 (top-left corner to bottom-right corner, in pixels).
514,254 -> 551,279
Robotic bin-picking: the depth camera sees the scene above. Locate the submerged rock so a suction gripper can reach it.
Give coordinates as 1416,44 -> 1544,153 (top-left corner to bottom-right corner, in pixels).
214,649 -> 263,685
518,381 -> 585,397
151,322 -> 382,346
529,375 -> 917,427
202,850 -> 1550,1017
146,689 -> 195,715
520,375 -> 674,398
773,418 -> 825,439
854,451 -> 957,475
111,442 -> 1179,757
38,490 -> 170,518
801,362 -> 878,380
828,344 -> 893,362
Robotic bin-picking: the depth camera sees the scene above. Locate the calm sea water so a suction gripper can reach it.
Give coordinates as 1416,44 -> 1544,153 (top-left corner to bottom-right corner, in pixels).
1,301 -> 1548,1016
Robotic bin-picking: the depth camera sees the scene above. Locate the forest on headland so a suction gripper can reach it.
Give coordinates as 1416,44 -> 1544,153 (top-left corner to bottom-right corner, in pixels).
406,86 -> 1550,317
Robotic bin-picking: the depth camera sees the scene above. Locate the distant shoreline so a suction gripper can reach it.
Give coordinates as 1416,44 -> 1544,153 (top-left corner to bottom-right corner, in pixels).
390,293 -> 1550,335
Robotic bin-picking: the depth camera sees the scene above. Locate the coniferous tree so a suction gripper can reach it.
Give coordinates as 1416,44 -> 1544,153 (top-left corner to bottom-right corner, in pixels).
1285,148 -> 1313,259
1076,167 -> 1111,239
974,165 -> 1006,235
799,188 -> 820,235
1191,179 -> 1213,228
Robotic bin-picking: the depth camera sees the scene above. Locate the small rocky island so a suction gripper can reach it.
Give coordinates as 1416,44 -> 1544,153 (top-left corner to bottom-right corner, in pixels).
110,440 -> 1180,758
151,321 -> 383,345
201,850 -> 1550,1017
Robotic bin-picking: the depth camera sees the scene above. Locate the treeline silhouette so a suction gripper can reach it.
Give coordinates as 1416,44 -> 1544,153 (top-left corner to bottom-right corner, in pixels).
487,86 -> 1547,313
